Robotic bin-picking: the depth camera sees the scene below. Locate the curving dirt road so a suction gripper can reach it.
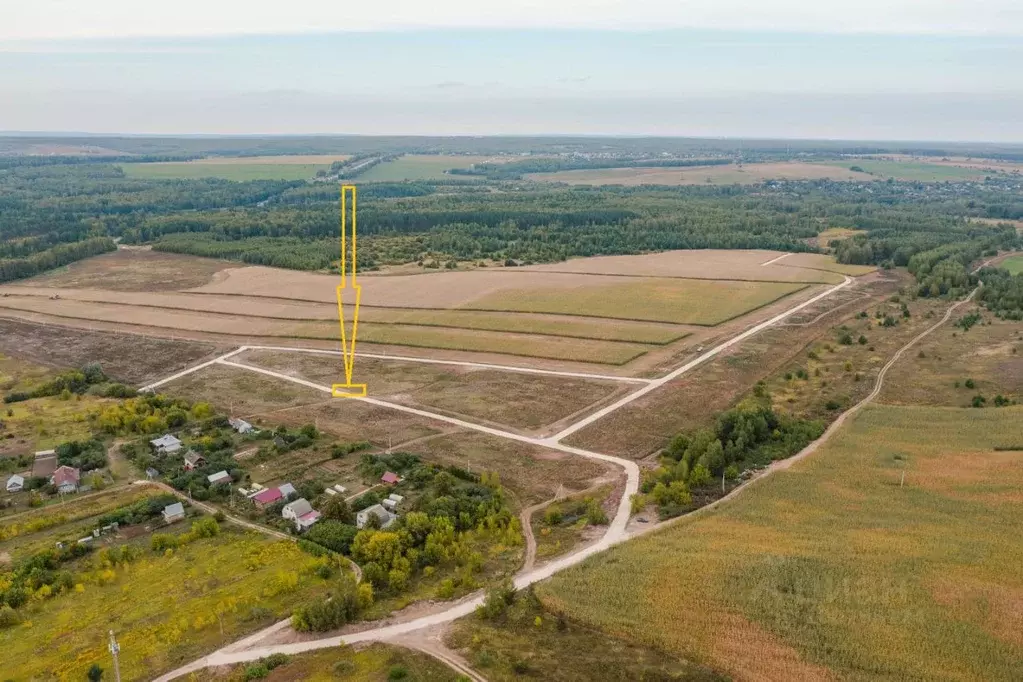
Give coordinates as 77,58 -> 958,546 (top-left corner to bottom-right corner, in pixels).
149,275 -> 855,681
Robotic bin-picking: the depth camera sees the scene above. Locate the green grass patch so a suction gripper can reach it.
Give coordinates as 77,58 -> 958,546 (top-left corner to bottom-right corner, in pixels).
836,160 -> 993,182
357,155 -> 495,182
999,255 -> 1023,275
464,279 -> 807,325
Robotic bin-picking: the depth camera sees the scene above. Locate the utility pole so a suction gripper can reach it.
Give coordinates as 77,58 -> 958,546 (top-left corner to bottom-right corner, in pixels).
108,630 -> 122,682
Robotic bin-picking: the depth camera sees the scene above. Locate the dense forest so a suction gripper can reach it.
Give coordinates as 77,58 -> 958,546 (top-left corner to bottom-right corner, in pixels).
1,138 -> 1021,292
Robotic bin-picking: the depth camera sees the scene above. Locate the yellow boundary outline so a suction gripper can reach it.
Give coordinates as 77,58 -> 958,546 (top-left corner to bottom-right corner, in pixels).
332,185 -> 367,397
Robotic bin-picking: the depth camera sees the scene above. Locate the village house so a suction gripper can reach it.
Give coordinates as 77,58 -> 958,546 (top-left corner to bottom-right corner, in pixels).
228,417 -> 255,434
150,434 -> 183,456
6,474 -> 24,493
356,503 -> 397,529
207,470 -> 231,486
381,471 -> 401,485
251,486 -> 282,508
282,498 -> 321,532
51,465 -> 80,494
183,450 -> 206,471
162,502 -> 185,524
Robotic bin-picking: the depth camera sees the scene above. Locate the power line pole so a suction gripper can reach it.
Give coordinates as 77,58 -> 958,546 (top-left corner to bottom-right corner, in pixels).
108,630 -> 122,682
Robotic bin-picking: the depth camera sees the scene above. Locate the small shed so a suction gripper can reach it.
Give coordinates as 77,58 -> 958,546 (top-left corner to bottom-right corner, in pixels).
151,434 -> 183,455
162,502 -> 185,524
6,474 -> 24,493
381,471 -> 401,485
207,470 -> 231,486
229,417 -> 255,434
145,467 -> 160,480
278,482 -> 297,499
183,450 -> 206,471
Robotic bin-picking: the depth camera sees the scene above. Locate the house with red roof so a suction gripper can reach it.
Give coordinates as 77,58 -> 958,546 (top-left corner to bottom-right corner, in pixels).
51,465 -> 80,494
251,486 -> 283,509
381,471 -> 401,485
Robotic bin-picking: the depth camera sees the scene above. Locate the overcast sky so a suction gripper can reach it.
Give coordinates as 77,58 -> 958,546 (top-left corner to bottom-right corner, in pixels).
3,1 -> 1022,140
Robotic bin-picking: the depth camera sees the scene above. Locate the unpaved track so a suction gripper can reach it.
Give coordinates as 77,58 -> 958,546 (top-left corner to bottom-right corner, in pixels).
630,284 -> 980,540
149,274 -> 854,681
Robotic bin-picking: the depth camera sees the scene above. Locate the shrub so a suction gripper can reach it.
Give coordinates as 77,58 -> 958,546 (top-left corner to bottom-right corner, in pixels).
972,395 -> 987,408
243,664 -> 269,680
965,378 -> 976,389
388,665 -> 409,680
825,399 -> 841,410
858,335 -> 868,345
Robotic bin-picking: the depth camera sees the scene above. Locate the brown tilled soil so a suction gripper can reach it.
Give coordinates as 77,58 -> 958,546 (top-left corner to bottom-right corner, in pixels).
0,317 -> 221,385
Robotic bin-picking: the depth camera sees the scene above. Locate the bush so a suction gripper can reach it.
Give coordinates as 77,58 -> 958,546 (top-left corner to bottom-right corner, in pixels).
965,378 -> 976,389
388,665 -> 409,680
243,664 -> 269,680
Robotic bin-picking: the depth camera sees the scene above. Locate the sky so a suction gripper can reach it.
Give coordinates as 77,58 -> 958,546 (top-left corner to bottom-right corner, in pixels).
2,1 -> 1022,140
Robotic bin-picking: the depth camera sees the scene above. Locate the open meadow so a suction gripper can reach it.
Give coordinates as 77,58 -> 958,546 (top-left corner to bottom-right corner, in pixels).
539,405 -> 1023,681
841,157 -> 1011,182
121,155 -> 349,181
2,526 -> 333,680
356,155 -> 498,182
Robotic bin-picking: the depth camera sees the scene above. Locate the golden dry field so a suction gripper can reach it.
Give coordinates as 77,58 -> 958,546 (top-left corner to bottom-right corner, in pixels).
525,162 -> 869,186
539,405 -> 1023,681
1,528 -> 333,681
238,350 -> 628,433
0,248 -> 869,370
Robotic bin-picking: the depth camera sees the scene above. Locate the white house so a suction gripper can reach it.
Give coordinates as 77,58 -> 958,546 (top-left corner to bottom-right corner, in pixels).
162,502 -> 185,524
150,434 -> 183,455
6,474 -> 24,493
207,470 -> 231,486
356,503 -> 397,530
228,417 -> 255,434
282,498 -> 321,532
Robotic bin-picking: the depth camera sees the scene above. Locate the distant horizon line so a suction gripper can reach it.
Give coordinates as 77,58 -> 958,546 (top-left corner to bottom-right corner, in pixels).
3,131 -> 1022,146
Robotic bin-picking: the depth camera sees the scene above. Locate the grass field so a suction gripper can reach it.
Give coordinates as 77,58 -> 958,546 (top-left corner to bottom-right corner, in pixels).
837,159 -> 994,182
0,393 -> 110,457
526,162 -> 868,186
817,227 -> 866,243
356,155 -> 496,182
194,643 -> 463,681
776,252 -> 876,276
464,279 -> 807,325
23,248 -> 231,291
539,405 -> 1023,681
879,313 -> 1022,407
121,155 -> 348,180
1,528 -> 333,680
0,296 -> 657,365
1000,255 -> 1023,275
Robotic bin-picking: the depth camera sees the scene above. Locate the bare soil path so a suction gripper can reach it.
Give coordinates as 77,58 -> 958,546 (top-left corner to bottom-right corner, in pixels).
149,274 -> 855,680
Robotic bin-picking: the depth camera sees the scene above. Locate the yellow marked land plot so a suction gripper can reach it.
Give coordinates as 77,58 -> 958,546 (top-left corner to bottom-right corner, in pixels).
333,185 -> 367,398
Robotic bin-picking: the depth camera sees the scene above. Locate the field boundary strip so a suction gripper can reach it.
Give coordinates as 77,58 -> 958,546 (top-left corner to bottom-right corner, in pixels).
0,306 -> 652,366
242,345 -> 653,384
0,291 -> 688,345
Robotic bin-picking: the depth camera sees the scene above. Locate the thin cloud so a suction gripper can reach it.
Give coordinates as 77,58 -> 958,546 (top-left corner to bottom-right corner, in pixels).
5,0 -> 1023,40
